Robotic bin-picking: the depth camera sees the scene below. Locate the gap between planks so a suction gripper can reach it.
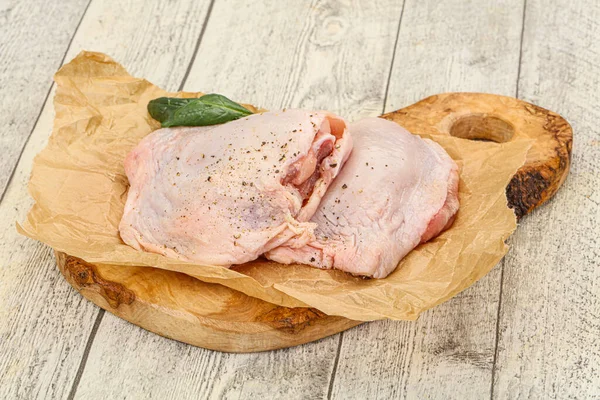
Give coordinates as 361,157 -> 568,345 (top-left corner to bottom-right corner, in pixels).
178,0 -> 217,92
8,2 -> 100,397
490,1 -> 527,398
381,0 -> 407,117
67,310 -> 105,400
327,332 -> 345,400
0,0 -> 93,205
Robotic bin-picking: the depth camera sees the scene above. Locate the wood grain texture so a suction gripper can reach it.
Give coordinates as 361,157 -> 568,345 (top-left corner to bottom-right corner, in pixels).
57,252 -> 359,352
384,0 -> 525,109
331,1 -> 527,398
0,3 -> 94,399
184,0 -> 401,121
0,1 -> 212,398
72,1 -> 404,398
493,0 -> 600,398
65,0 -> 212,92
0,0 -> 89,197
75,311 -> 348,400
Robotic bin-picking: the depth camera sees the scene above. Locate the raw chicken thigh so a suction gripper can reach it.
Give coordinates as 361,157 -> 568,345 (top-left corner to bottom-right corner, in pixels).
119,110 -> 352,266
267,117 -> 459,278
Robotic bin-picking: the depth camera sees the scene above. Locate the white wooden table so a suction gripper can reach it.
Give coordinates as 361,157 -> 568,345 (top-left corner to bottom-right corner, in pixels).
1,0 -> 599,398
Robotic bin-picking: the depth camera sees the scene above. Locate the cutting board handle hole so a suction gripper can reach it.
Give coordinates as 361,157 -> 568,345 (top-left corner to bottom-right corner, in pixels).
449,114 -> 514,143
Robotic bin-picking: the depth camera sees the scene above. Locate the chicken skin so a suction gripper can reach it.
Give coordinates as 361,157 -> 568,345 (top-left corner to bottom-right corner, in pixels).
119,110 -> 352,266
267,117 -> 459,278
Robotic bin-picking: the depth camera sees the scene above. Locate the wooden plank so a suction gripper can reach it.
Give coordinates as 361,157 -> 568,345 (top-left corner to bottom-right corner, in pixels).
493,0 -> 600,398
72,1 -> 404,398
0,0 -> 89,198
184,0 -> 399,121
384,0 -> 525,109
0,1 -> 212,398
67,0 -> 212,91
74,312 -> 345,399
330,0 -> 525,398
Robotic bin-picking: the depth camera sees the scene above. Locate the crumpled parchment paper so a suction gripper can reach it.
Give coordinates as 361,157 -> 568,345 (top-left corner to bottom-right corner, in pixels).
18,52 -> 532,321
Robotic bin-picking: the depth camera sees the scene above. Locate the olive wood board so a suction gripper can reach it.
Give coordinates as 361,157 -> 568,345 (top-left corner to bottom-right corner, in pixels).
56,93 -> 572,352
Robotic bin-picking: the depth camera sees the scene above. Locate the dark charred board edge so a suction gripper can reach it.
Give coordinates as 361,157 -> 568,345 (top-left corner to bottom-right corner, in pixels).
506,104 -> 572,218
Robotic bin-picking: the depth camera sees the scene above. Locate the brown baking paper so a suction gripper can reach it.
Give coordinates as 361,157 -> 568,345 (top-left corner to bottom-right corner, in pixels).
18,52 -> 532,321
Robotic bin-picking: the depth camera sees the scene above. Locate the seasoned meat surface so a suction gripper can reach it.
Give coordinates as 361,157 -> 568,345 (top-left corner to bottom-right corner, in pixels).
267,117 -> 459,278
119,110 -> 352,266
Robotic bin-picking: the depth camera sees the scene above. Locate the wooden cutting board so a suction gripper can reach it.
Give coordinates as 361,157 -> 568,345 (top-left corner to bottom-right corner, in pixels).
56,93 -> 572,352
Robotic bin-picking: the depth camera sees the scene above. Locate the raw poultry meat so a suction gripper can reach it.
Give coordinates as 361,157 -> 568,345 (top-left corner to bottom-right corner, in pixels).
119,110 -> 352,266
267,117 -> 459,278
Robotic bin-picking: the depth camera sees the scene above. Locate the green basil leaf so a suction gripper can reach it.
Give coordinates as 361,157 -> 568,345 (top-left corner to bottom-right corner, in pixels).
159,94 -> 253,127
147,97 -> 195,122
196,94 -> 253,117
162,102 -> 231,127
